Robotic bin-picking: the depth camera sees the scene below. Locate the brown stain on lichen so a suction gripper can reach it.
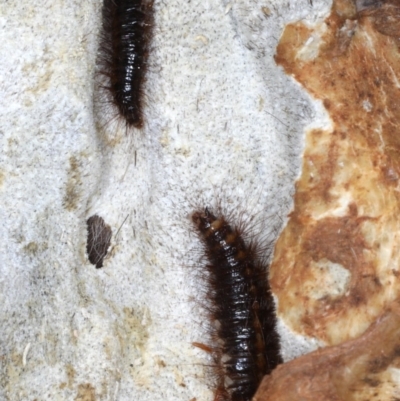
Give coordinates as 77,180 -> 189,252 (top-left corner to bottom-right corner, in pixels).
114,307 -> 151,384
271,0 -> 400,344
59,364 -> 76,390
75,383 -> 97,401
23,56 -> 55,100
63,155 -> 82,211
22,241 -> 49,257
23,242 -> 39,255
3,350 -> 24,397
67,364 -> 76,388
122,307 -> 150,351
0,170 -> 5,187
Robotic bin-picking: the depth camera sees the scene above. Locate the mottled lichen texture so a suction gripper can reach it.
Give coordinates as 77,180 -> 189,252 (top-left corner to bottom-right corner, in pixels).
253,300 -> 400,401
271,0 -> 400,345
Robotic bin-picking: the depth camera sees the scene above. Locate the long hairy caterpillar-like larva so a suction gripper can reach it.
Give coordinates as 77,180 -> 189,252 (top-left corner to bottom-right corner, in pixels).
192,208 -> 282,401
98,0 -> 155,129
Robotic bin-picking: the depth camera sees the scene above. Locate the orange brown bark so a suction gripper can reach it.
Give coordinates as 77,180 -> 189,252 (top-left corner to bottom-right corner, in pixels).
253,301 -> 400,401
271,0 -> 400,344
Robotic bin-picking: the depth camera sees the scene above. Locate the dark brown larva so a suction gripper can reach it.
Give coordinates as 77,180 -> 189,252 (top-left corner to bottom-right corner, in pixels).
192,208 -> 282,401
86,215 -> 112,268
98,0 -> 155,129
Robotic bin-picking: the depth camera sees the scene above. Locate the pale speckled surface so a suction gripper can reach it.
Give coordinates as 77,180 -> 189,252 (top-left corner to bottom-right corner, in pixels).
0,0 -> 331,400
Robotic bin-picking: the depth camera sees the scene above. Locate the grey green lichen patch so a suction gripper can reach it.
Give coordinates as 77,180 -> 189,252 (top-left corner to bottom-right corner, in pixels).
64,155 -> 82,211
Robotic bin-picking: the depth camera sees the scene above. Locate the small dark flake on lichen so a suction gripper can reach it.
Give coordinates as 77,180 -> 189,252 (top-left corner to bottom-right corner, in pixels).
86,215 -> 112,268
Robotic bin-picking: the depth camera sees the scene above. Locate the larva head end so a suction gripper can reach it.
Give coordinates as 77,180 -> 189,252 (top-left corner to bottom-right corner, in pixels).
192,208 -> 216,230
